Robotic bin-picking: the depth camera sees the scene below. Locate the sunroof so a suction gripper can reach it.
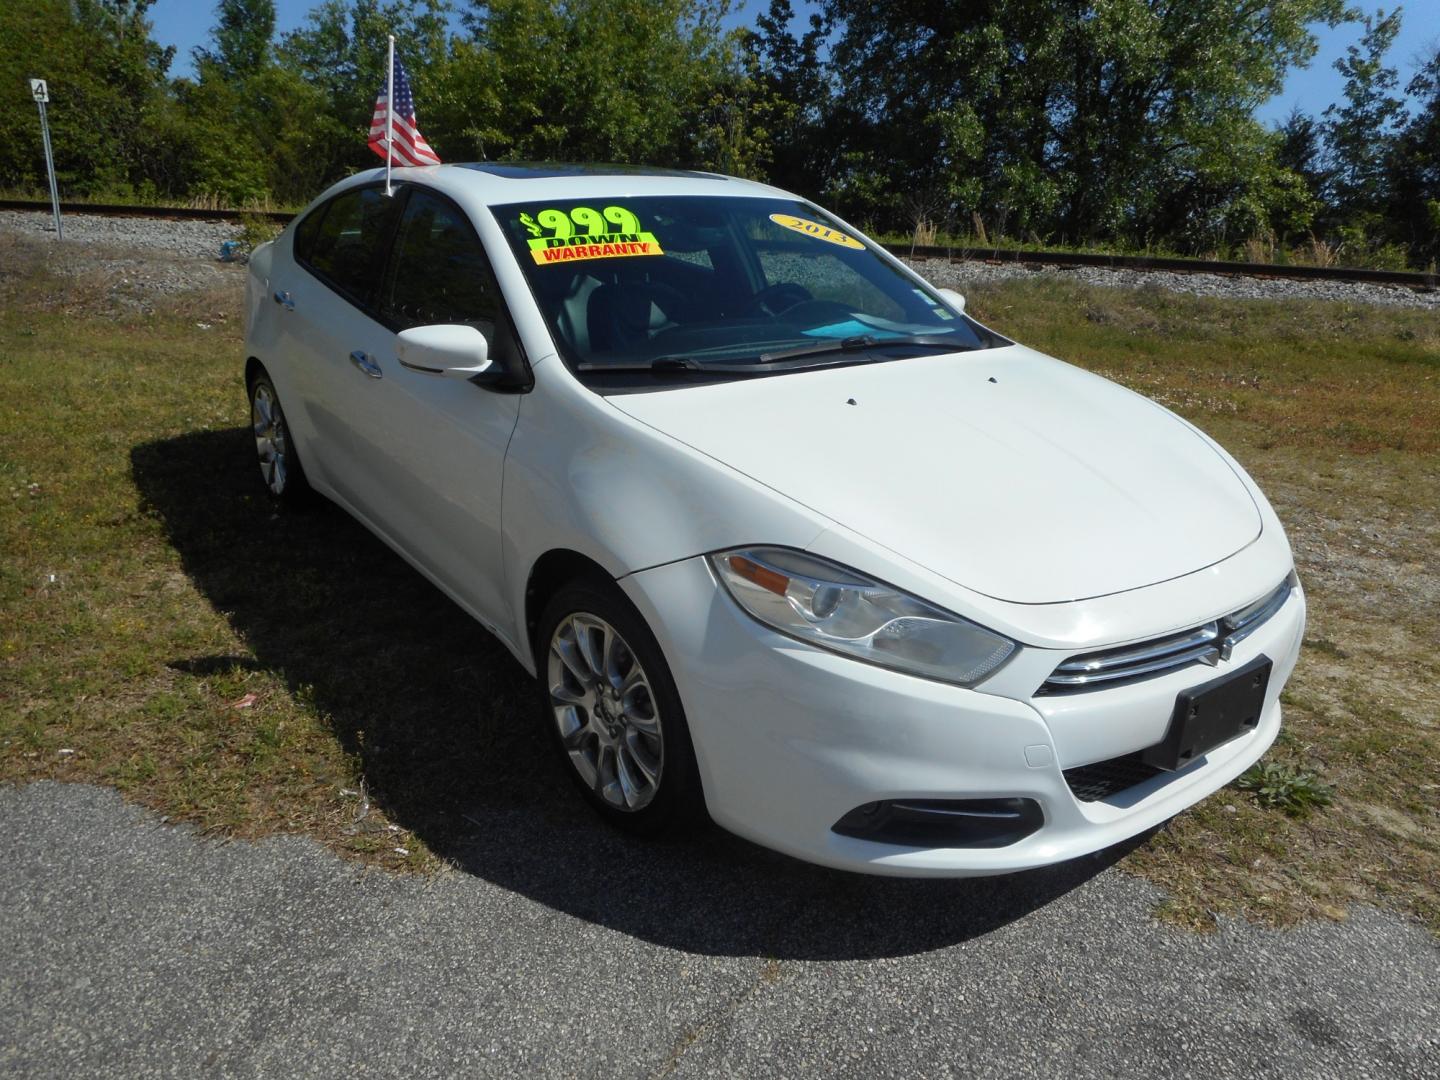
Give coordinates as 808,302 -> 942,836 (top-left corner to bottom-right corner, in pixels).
458,162 -> 714,180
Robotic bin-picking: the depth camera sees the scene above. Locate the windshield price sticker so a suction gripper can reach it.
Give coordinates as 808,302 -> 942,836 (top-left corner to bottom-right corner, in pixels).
769,213 -> 864,250
521,206 -> 664,264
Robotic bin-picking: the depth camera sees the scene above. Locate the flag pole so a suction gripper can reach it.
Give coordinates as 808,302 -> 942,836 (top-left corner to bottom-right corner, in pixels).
385,35 -> 395,196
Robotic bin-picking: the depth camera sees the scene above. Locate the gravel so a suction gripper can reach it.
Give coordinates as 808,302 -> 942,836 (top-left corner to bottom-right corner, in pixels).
1,781 -> 1437,1079
0,210 -> 246,312
3,209 -> 1436,311
914,256 -> 1440,310
0,209 -> 240,259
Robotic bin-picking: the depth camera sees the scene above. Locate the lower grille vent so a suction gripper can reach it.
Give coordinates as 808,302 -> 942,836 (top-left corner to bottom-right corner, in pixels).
1063,753 -> 1164,802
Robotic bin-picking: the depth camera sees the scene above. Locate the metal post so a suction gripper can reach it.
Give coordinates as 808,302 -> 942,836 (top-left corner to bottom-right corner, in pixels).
31,79 -> 61,240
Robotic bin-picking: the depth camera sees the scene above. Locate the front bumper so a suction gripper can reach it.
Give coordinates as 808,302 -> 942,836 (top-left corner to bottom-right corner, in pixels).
620,557 -> 1306,877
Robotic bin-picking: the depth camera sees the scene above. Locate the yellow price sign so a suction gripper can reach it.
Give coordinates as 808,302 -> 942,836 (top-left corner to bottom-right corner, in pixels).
520,205 -> 664,264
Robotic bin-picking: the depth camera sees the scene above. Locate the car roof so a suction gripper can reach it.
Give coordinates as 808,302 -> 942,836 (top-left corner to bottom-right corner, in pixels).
340,161 -> 797,206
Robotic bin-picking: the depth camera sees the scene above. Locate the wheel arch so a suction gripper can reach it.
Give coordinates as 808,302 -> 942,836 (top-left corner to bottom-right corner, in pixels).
523,548 -> 616,662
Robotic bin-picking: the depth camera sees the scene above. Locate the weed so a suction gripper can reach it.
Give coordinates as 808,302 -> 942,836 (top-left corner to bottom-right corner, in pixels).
1236,761 -> 1335,816
236,212 -> 281,258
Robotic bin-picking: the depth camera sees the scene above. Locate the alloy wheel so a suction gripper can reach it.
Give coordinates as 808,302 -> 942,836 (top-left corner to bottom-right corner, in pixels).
251,382 -> 289,496
547,613 -> 664,811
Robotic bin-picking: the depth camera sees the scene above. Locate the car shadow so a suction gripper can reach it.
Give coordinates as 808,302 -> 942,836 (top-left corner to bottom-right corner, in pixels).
131,426 -> 1140,961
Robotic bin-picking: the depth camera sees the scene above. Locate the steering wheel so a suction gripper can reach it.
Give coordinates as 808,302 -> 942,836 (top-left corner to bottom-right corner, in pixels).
744,282 -> 813,317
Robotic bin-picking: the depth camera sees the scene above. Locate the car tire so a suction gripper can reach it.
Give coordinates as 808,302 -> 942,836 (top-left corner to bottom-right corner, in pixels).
247,369 -> 310,503
536,576 -> 705,835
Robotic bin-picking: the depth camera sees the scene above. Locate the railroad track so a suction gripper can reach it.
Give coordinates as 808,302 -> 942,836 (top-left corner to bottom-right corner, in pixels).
3,197 -> 1435,291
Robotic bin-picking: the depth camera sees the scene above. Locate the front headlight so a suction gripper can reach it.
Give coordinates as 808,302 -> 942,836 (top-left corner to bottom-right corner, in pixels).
708,547 -> 1015,686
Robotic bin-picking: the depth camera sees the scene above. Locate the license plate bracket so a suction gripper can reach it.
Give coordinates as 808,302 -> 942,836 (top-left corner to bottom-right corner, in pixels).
1143,655 -> 1272,771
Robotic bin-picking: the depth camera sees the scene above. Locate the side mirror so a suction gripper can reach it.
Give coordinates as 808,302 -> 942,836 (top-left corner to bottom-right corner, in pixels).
396,324 -> 494,380
936,287 -> 966,314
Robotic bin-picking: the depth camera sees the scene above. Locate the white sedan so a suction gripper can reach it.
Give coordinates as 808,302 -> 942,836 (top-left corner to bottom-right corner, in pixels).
243,163 -> 1304,876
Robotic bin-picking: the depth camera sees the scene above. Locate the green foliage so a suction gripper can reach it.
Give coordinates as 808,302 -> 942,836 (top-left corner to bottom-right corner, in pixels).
279,0 -> 451,142
0,0 -> 1435,266
1323,7 -> 1405,217
0,0 -> 176,197
1384,48 -> 1440,263
731,1 -> 832,194
196,0 -> 277,78
446,0 -> 734,165
821,0 -> 1349,246
237,212 -> 282,255
1236,761 -> 1335,816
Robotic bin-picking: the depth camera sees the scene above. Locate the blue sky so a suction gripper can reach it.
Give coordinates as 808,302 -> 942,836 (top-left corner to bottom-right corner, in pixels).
148,0 -> 1440,126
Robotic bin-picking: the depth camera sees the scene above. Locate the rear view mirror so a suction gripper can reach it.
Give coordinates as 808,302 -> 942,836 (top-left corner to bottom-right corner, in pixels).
396,324 -> 493,380
936,287 -> 966,314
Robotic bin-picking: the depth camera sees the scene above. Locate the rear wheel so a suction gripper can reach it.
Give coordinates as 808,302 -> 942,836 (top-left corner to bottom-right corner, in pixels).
248,370 -> 309,502
536,577 -> 703,834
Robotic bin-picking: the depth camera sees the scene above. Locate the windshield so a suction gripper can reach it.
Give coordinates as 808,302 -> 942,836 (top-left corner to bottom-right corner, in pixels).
492,195 -> 1001,385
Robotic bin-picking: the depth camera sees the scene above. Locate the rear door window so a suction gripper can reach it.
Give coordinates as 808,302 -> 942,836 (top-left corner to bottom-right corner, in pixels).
300,186 -> 397,305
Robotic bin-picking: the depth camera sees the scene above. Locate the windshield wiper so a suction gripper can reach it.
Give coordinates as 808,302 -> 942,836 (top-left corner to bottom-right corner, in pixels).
756,334 -> 965,364
573,334 -> 968,376
576,355 -> 825,375
575,357 -> 711,374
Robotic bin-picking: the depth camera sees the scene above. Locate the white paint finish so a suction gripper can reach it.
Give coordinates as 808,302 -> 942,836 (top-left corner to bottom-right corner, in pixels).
353,351 -> 519,626
621,556 -> 1292,876
395,323 -> 491,377
609,345 -> 1261,604
498,367 -> 830,670
243,163 -> 1306,876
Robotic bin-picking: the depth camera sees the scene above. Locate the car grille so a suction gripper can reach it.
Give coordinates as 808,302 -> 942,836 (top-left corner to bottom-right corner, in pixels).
1039,576 -> 1294,695
1063,753 -> 1164,802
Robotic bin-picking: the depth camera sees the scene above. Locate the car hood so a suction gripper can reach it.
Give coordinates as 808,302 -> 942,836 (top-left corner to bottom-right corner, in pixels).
606,345 -> 1262,604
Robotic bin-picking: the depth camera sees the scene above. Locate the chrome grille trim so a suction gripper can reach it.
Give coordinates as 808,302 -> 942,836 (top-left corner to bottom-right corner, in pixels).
1040,577 -> 1294,694
1222,579 -> 1292,644
1051,623 -> 1220,679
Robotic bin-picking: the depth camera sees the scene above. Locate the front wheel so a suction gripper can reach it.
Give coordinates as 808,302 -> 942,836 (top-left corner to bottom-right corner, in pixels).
536,577 -> 704,835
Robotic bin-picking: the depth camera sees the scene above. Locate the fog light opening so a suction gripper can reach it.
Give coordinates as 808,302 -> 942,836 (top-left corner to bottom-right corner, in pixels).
831,797 -> 1043,849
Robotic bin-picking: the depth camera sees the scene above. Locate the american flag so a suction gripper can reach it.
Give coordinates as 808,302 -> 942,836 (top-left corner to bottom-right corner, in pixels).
368,55 -> 441,167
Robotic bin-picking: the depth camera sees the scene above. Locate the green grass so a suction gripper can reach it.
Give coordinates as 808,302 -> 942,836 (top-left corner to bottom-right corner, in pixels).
2,235 -> 1438,929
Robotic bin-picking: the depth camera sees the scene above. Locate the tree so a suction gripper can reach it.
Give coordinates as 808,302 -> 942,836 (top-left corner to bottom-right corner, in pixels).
196,0 -> 277,80
279,0 -> 452,139
0,0 -> 176,197
1385,47 -> 1440,264
255,0 -> 453,193
447,0 -> 734,165
1276,108 -> 1326,194
820,0 -> 1349,246
1323,7 -> 1406,219
735,1 -> 833,195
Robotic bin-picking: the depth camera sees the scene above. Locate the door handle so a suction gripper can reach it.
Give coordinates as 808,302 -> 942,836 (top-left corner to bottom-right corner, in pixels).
272,289 -> 294,310
349,350 -> 383,379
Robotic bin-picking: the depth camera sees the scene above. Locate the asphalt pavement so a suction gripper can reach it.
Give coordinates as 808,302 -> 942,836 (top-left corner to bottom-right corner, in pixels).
1,781 -> 1436,1079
